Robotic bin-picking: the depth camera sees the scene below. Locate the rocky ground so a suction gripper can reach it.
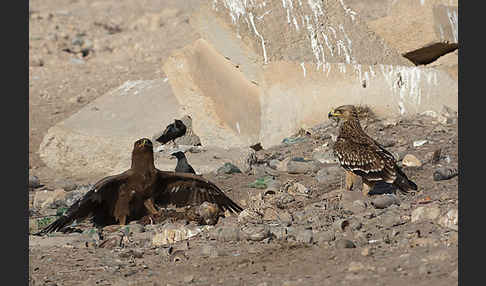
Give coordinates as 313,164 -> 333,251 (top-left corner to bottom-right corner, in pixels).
29,110 -> 458,286
29,0 -> 458,285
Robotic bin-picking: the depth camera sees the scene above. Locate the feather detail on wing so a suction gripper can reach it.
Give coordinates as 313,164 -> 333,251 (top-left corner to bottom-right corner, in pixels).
35,173 -> 129,235
155,171 -> 243,214
333,137 -> 397,183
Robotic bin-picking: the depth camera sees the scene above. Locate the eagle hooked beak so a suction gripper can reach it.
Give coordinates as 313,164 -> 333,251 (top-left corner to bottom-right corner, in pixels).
328,108 -> 336,119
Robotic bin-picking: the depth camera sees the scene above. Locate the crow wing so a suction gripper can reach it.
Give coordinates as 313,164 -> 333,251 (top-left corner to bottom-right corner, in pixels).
36,172 -> 131,235
154,171 -> 243,213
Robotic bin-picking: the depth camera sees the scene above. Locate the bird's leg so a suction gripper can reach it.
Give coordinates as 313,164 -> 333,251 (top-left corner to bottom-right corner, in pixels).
144,198 -> 159,215
362,181 -> 374,196
118,216 -> 127,226
345,171 -> 360,191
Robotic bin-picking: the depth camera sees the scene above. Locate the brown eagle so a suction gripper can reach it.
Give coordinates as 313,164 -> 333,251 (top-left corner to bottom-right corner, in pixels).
328,105 -> 418,196
37,138 -> 242,234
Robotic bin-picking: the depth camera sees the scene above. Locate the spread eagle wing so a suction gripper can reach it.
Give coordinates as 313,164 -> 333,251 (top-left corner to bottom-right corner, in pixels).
35,172 -> 131,235
154,171 -> 243,214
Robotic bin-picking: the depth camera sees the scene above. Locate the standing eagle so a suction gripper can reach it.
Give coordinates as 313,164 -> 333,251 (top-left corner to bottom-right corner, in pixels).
37,138 -> 242,234
328,105 -> 417,196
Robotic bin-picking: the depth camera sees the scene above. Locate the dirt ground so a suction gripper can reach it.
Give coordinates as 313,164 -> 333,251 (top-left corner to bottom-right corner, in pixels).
29,0 -> 458,285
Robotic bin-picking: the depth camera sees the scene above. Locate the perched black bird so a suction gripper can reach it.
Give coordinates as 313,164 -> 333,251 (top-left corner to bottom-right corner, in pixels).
156,119 -> 187,146
172,151 -> 196,174
36,138 -> 243,235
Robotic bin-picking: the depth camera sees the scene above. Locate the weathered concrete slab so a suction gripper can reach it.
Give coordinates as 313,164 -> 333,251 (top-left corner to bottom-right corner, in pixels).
163,38 -> 263,148
203,0 -> 412,67
259,61 -> 457,146
38,79 -> 183,179
163,38 -> 457,148
38,77 -> 259,178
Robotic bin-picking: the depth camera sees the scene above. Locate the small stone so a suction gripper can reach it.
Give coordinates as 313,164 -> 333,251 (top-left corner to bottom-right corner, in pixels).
381,211 -> 403,228
294,229 -> 313,244
437,208 -> 458,231
447,232 -> 458,246
269,226 -> 288,240
400,202 -> 411,210
268,159 -> 281,170
29,175 -> 41,188
312,150 -> 338,164
275,193 -> 295,208
316,165 -> 342,183
70,58 -> 85,65
210,225 -> 241,242
333,219 -> 350,232
418,264 -> 431,275
402,154 -> 422,167
122,223 -> 145,234
287,158 -> 317,174
361,247 -> 372,256
410,237 -> 439,248
241,224 -> 271,241
238,209 -> 263,225
29,219 -> 39,233
433,167 -> 458,181
217,162 -> 242,174
335,239 -> 355,249
348,261 -> 365,272
152,223 -> 204,246
382,118 -> 399,128
200,244 -> 220,258
411,205 -> 441,223
284,181 -> 311,197
33,189 -> 67,209
371,194 -> 400,209
314,231 -> 335,244
183,275 -> 195,283
413,140 -> 428,147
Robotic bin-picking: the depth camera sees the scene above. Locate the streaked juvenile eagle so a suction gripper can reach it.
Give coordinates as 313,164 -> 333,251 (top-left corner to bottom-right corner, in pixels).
37,138 -> 242,234
328,105 -> 417,195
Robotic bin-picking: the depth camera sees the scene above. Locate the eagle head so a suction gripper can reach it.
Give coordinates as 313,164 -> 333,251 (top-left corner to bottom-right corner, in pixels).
134,138 -> 153,151
328,105 -> 359,122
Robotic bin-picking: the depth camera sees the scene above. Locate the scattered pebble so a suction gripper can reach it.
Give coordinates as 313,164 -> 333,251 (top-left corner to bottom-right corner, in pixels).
335,239 -> 355,249
183,274 -> 195,283
437,208 -> 458,231
217,162 -> 242,174
433,167 -> 458,181
413,140 -> 428,147
287,158 -> 317,174
371,194 -> 400,209
411,205 -> 441,223
348,261 -> 365,272
402,154 -> 422,167
29,175 -> 41,188
361,247 -> 373,256
241,224 -> 271,241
